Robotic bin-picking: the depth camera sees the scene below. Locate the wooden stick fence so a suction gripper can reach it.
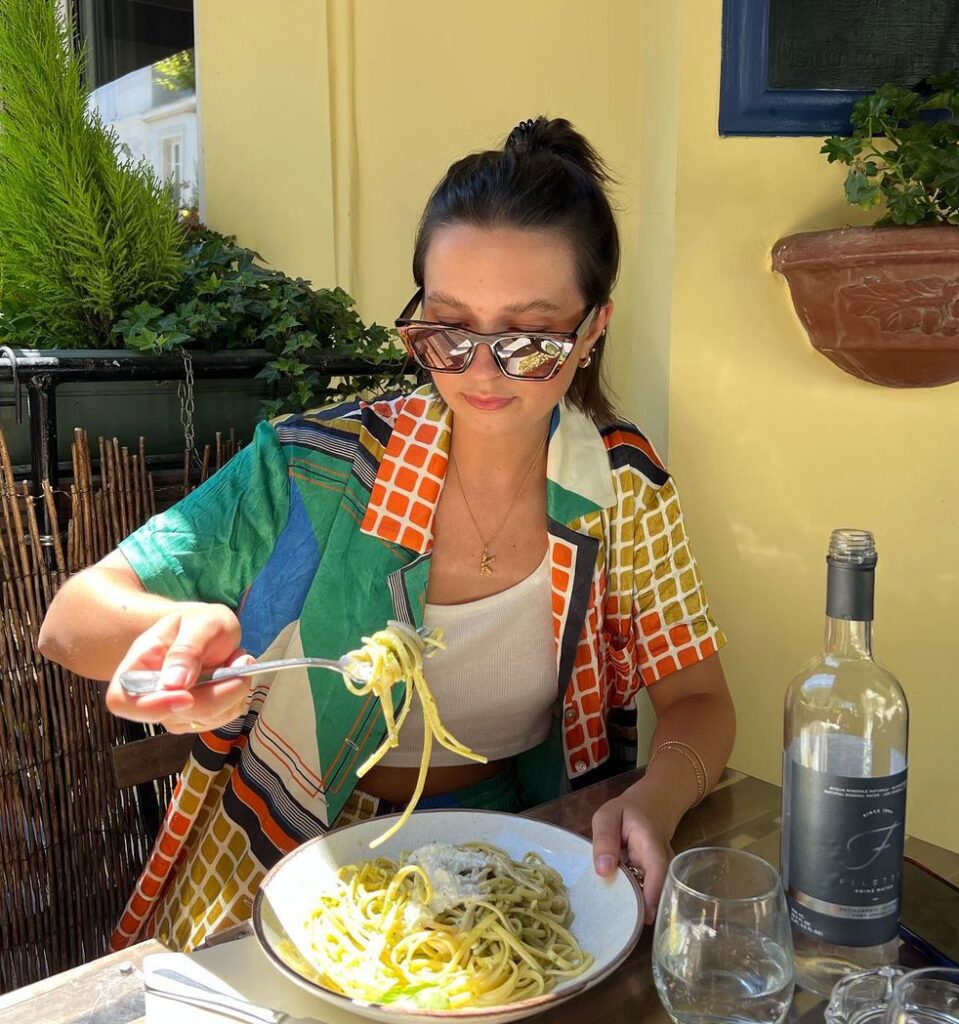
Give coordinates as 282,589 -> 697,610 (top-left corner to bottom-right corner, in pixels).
0,428 -> 241,992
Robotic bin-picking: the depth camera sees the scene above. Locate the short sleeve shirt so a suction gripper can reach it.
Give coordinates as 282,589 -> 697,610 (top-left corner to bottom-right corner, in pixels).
112,387 -> 725,951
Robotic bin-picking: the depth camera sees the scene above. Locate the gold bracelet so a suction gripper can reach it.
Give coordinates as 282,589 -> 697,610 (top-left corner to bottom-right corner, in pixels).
671,740 -> 709,793
650,743 -> 705,805
649,740 -> 708,806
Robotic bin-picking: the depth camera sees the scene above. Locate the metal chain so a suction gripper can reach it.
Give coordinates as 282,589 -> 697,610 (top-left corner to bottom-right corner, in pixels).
177,347 -> 196,459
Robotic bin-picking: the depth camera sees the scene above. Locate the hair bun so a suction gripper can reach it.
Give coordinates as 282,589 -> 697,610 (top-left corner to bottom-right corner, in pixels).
505,116 -> 550,153
504,116 -> 612,187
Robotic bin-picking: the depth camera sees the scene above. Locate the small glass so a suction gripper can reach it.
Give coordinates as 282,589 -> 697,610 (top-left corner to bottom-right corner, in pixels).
653,847 -> 795,1024
826,966 -> 910,1024
885,968 -> 959,1024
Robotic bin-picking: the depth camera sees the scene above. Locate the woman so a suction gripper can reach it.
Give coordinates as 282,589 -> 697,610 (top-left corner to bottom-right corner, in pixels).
39,116 -> 735,952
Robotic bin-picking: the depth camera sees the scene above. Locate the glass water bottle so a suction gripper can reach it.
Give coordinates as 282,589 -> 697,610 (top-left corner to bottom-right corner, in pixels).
781,529 -> 908,998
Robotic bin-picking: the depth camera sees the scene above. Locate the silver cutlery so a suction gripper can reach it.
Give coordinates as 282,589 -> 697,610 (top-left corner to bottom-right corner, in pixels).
120,621 -> 435,695
144,965 -> 321,1024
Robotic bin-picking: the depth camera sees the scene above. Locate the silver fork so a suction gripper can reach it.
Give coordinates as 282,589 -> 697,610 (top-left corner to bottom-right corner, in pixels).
144,964 -> 318,1024
119,621 -> 435,695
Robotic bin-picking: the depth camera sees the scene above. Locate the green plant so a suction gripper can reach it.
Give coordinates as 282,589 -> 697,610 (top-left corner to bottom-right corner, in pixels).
155,49 -> 196,93
822,72 -> 959,226
113,228 -> 408,415
0,0 -> 185,348
0,0 -> 403,414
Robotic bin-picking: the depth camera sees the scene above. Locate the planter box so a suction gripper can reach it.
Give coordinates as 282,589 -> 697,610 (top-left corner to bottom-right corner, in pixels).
0,348 -> 407,490
0,376 -> 268,469
772,225 -> 959,388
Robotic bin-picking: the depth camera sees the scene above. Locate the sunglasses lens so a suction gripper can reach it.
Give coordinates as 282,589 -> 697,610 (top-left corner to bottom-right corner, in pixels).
400,327 -> 472,371
497,336 -> 571,379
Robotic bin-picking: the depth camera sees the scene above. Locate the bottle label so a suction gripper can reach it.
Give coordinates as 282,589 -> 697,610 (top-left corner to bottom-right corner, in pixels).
783,756 -> 906,947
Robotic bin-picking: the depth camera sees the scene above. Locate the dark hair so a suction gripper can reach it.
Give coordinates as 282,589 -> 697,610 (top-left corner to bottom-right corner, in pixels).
411,116 -> 620,425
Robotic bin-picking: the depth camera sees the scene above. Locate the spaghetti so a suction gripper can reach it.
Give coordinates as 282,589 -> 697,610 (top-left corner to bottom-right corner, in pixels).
286,841 -> 593,1009
340,622 -> 486,847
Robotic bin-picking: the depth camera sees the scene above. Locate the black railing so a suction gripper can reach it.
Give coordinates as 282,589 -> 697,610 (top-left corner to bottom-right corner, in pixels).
0,347 -> 408,495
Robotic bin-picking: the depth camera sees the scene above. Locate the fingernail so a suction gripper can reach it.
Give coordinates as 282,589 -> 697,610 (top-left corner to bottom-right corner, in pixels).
596,855 -> 615,875
160,666 -> 190,689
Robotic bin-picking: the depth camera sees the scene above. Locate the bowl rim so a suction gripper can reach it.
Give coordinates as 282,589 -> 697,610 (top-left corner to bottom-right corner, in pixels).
252,807 -> 644,1021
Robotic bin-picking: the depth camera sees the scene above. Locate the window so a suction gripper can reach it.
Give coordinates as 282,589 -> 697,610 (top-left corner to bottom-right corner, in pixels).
720,0 -> 959,136
72,0 -> 199,207
161,133 -> 184,192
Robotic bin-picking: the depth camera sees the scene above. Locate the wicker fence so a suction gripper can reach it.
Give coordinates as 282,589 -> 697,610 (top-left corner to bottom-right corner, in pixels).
0,427 -> 241,992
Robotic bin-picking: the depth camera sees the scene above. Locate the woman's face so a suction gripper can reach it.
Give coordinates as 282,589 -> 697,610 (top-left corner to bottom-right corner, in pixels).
420,224 -> 611,439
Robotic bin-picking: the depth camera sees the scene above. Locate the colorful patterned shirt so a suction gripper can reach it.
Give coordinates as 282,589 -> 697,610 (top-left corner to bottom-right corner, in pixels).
110,386 -> 725,951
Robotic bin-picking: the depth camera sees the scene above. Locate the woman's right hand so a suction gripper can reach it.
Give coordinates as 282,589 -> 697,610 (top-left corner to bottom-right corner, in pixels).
105,603 -> 255,734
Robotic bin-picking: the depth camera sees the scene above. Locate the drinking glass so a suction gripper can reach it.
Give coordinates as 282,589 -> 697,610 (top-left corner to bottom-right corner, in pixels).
884,968 -> 959,1024
652,846 -> 795,1024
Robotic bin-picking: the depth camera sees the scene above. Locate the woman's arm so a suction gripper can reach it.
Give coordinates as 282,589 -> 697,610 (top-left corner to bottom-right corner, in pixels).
625,653 -> 735,836
39,419 -> 294,731
39,550 -> 187,680
38,549 -> 252,732
590,652 -> 736,922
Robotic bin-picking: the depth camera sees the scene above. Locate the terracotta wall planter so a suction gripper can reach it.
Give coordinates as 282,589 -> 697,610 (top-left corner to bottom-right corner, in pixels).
772,225 -> 959,387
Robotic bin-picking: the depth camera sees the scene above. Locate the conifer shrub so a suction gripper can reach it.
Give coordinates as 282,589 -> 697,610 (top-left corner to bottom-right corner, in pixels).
0,0 -> 405,412
0,0 -> 185,348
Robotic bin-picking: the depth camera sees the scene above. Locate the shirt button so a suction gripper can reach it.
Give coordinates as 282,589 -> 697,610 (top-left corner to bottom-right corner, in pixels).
573,760 -> 588,774
564,707 -> 576,723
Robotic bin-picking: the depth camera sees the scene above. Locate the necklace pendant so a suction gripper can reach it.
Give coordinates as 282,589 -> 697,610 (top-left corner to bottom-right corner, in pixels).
479,547 -> 494,576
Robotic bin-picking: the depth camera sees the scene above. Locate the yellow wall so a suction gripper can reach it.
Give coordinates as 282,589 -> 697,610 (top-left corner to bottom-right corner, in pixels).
668,0 -> 959,851
196,0 -> 958,851
195,0 -> 672,453
196,1 -> 336,287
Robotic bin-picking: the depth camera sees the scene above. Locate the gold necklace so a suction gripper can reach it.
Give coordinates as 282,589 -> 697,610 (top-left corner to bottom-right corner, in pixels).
449,436 -> 547,576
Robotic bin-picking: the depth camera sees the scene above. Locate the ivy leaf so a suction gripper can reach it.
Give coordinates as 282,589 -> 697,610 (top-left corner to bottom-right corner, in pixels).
102,224 -> 404,411
127,300 -> 164,321
294,377 -> 312,408
124,327 -> 159,352
273,355 -> 306,377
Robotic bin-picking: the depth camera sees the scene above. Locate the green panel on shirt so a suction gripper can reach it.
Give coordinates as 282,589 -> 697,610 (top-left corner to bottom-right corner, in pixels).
119,419 -> 291,606
295,481 -> 413,820
546,479 -> 601,525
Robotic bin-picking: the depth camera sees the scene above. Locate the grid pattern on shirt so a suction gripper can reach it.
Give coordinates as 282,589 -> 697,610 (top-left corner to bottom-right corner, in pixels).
359,395 -> 448,553
109,746 -> 381,953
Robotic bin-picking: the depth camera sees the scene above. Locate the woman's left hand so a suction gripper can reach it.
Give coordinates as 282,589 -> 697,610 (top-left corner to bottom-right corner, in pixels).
591,792 -> 674,925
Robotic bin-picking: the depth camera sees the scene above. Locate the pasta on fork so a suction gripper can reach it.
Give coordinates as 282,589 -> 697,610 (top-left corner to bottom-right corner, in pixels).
340,621 -> 487,847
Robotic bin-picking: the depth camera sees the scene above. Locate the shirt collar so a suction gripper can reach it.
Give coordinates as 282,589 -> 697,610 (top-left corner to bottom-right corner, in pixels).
360,387 -> 616,554
545,400 -> 617,523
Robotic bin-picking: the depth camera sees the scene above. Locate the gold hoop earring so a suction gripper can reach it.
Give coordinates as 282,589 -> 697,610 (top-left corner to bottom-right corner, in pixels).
580,326 -> 606,369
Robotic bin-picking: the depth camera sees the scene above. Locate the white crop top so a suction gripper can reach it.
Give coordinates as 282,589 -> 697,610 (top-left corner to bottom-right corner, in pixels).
378,553 -> 557,767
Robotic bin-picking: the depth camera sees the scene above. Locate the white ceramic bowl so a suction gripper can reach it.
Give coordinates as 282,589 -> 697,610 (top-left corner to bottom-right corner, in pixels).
253,809 -> 644,1024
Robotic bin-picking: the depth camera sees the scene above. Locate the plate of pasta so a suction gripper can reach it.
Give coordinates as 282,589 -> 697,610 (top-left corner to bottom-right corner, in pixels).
253,810 -> 644,1023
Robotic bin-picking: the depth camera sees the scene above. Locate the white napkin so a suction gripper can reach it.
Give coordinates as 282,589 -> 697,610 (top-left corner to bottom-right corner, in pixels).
143,933 -> 366,1024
